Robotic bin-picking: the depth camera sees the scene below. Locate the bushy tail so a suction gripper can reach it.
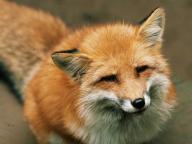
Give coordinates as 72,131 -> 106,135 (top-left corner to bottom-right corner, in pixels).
0,1 -> 68,101
0,49 -> 41,101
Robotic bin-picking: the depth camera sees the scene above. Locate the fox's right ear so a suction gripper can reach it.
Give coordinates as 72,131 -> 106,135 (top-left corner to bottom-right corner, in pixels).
51,49 -> 91,80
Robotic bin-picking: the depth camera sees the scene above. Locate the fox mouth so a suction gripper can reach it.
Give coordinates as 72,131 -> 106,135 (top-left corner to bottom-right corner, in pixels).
94,84 -> 162,115
79,88 -> 153,119
92,96 -> 148,115
95,100 -> 148,120
96,82 -> 165,109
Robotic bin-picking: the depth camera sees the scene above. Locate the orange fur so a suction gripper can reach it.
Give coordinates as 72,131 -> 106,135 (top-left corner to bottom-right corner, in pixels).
0,1 -> 176,144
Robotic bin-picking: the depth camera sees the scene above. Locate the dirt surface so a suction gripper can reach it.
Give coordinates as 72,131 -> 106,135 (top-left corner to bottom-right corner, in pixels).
0,83 -> 36,144
0,0 -> 192,144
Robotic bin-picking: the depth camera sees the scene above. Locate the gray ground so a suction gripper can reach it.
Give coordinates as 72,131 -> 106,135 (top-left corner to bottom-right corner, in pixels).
0,0 -> 192,144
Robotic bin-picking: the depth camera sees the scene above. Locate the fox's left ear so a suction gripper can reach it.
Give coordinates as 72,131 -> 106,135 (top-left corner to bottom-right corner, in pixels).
139,8 -> 165,45
51,49 -> 91,80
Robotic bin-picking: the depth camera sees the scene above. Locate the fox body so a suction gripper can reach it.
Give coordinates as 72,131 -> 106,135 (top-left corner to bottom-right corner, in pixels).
0,1 -> 176,144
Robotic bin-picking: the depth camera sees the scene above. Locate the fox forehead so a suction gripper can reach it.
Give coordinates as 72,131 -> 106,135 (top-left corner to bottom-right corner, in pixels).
80,24 -> 139,57
79,24 -> 160,67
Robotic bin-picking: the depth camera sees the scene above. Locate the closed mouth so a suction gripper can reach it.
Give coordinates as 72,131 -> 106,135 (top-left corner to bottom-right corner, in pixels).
132,108 -> 146,115
96,98 -> 148,117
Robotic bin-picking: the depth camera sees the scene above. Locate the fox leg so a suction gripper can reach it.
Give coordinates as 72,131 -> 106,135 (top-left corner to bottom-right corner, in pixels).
24,93 -> 59,144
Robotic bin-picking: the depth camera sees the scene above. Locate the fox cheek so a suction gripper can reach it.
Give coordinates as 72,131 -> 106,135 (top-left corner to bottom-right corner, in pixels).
51,49 -> 91,80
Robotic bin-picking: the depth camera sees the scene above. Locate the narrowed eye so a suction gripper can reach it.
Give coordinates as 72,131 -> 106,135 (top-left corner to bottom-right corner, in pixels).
135,65 -> 149,74
98,74 -> 118,83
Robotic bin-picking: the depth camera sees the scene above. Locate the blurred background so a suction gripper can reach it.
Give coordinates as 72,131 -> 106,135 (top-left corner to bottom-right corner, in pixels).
0,0 -> 192,144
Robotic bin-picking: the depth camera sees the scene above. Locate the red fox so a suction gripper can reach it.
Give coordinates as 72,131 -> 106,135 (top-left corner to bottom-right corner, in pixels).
0,1 -> 176,144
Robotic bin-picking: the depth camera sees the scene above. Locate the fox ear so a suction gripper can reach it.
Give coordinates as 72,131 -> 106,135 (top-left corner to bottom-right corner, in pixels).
139,8 -> 165,45
51,49 -> 90,79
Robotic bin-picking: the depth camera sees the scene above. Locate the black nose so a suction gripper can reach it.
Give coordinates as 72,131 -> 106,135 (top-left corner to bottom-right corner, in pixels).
131,98 -> 145,109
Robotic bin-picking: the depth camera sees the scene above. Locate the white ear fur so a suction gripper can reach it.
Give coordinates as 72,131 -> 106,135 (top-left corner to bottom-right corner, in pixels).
52,51 -> 90,79
139,8 -> 165,45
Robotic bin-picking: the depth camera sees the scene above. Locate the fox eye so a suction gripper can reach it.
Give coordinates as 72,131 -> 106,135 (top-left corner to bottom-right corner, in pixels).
98,74 -> 118,83
135,65 -> 149,74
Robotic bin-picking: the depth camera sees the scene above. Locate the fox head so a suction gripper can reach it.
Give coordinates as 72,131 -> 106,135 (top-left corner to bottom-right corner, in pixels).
52,8 -> 176,144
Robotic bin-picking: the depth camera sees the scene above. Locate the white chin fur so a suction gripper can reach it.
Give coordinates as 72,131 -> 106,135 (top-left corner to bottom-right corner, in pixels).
146,74 -> 171,95
144,93 -> 151,107
121,99 -> 136,113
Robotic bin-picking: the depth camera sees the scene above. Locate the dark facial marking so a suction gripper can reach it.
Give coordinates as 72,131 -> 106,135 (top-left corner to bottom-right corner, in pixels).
94,74 -> 119,84
135,65 -> 149,74
52,48 -> 79,55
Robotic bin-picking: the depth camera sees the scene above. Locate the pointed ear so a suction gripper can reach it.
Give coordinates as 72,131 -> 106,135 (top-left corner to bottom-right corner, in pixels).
139,8 -> 165,45
51,49 -> 90,79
